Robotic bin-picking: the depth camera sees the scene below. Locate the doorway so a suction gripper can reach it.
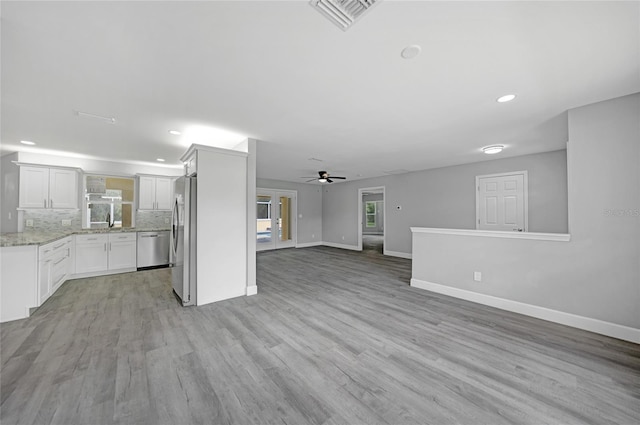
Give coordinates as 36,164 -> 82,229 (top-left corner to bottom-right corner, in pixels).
358,186 -> 385,254
256,189 -> 297,251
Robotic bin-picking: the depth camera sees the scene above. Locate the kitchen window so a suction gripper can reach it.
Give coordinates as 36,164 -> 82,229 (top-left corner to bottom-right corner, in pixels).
84,175 -> 135,229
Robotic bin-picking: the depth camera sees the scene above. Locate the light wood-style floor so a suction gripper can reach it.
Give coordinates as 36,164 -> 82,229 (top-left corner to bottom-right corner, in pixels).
2,246 -> 639,425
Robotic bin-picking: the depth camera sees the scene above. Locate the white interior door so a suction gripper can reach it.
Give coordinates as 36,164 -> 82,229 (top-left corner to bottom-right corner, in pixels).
476,172 -> 528,231
257,189 -> 296,251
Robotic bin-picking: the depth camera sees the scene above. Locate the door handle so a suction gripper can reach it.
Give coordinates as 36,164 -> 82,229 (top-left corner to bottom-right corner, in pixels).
50,199 -> 53,208
44,199 -> 47,208
513,228 -> 523,232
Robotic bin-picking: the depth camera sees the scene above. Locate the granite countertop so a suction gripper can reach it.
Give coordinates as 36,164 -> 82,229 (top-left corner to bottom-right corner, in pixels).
0,227 -> 171,248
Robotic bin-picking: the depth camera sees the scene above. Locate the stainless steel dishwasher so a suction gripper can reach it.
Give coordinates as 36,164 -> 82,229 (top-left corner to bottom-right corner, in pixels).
137,231 -> 170,270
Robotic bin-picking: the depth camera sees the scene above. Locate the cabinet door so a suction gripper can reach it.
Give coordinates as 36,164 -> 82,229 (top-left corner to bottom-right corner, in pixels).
19,166 -> 49,209
49,169 -> 78,209
38,259 -> 52,304
154,177 -> 173,210
75,238 -> 108,274
108,234 -> 137,270
138,176 -> 156,210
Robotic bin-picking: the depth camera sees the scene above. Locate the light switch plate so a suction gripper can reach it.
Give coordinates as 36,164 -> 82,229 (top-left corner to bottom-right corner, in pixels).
26,219 -> 34,227
474,271 -> 482,282
62,219 -> 71,227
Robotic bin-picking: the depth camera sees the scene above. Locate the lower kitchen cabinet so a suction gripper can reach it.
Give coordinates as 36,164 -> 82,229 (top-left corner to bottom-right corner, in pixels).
107,233 -> 137,270
75,234 -> 109,274
74,232 -> 136,276
38,236 -> 73,305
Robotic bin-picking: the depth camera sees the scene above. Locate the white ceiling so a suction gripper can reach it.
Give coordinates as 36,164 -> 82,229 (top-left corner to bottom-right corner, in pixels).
2,1 -> 639,183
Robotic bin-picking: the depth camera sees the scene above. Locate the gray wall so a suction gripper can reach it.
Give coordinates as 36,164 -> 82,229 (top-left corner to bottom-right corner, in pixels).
323,149 -> 569,255
412,92 -> 640,330
257,178 -> 323,245
0,153 -> 20,233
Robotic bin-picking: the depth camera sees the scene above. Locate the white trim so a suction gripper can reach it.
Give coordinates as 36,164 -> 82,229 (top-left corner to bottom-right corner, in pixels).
476,170 -> 529,232
384,250 -> 412,259
246,285 -> 258,296
70,267 -> 137,280
410,227 -> 571,242
322,242 -> 360,251
296,241 -> 323,248
410,278 -> 640,344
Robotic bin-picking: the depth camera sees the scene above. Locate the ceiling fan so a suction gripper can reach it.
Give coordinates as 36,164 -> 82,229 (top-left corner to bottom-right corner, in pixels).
302,171 -> 347,183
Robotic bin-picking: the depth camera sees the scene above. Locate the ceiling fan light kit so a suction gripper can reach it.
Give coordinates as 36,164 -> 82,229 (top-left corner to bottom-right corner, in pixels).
310,0 -> 381,31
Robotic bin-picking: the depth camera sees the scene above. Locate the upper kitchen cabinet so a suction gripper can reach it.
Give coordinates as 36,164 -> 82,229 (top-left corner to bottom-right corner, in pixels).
19,165 -> 79,209
138,175 -> 174,210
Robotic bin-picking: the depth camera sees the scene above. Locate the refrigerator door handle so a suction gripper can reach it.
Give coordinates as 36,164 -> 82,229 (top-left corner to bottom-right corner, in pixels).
171,198 -> 179,256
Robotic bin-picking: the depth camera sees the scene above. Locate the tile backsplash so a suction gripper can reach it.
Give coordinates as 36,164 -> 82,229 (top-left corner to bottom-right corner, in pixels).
21,209 -> 171,232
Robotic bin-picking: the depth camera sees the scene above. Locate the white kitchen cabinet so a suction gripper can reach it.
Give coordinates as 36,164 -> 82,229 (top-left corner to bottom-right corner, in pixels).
38,237 -> 73,305
75,234 -> 109,274
19,165 -> 78,209
138,176 -> 173,210
74,232 -> 136,276
108,233 -> 137,270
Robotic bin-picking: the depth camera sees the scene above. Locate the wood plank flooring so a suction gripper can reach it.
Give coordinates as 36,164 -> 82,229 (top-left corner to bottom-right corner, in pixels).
1,246 -> 639,425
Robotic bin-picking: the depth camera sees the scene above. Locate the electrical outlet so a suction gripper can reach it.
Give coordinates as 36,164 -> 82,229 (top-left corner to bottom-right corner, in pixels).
26,219 -> 34,227
61,219 -> 71,227
342,235 -> 345,240
474,272 -> 482,282
8,212 -> 11,220
312,234 -> 315,239
165,218 -> 170,224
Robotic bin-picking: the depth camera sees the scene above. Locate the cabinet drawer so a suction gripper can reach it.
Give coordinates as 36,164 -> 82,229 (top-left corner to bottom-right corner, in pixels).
76,234 -> 109,244
108,232 -> 136,242
39,237 -> 71,259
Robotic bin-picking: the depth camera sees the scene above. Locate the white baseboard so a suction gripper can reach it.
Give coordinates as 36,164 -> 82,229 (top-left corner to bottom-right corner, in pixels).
410,278 -> 640,344
384,250 -> 412,259
246,285 -> 258,296
70,267 -> 137,280
296,241 -> 323,248
322,242 -> 360,251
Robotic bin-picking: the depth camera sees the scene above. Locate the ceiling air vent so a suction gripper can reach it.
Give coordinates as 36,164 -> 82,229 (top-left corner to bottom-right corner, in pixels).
310,0 -> 382,31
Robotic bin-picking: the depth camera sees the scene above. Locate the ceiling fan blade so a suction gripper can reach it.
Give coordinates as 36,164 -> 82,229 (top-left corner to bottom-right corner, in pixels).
326,178 -> 333,183
330,176 -> 346,179
305,179 -> 316,182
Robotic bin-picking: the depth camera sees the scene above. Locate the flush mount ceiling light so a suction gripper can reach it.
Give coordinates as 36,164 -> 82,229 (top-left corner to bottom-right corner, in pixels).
497,94 -> 517,103
482,145 -> 505,154
310,0 -> 381,31
74,110 -> 116,124
156,158 -> 165,162
20,140 -> 36,145
401,45 -> 421,59
168,130 -> 181,136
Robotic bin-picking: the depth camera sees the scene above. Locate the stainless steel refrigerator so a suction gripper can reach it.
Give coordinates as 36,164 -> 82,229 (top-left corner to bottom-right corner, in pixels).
170,176 -> 196,306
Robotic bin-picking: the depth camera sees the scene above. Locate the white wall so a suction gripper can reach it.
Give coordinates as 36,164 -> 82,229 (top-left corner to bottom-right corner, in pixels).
323,150 -> 569,255
411,93 -> 640,335
257,178 -> 323,245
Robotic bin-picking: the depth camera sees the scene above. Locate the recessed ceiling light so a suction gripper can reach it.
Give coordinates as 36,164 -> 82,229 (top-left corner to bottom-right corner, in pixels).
401,45 -> 421,59
156,158 -> 165,162
482,145 -> 505,154
20,140 -> 36,145
497,94 -> 516,103
168,130 -> 181,136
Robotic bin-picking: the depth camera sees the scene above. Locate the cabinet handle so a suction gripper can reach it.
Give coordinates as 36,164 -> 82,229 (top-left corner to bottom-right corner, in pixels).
50,199 -> 53,208
109,242 -> 112,251
53,257 -> 66,266
53,243 -> 65,249
104,243 -> 107,251
44,199 -> 47,208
